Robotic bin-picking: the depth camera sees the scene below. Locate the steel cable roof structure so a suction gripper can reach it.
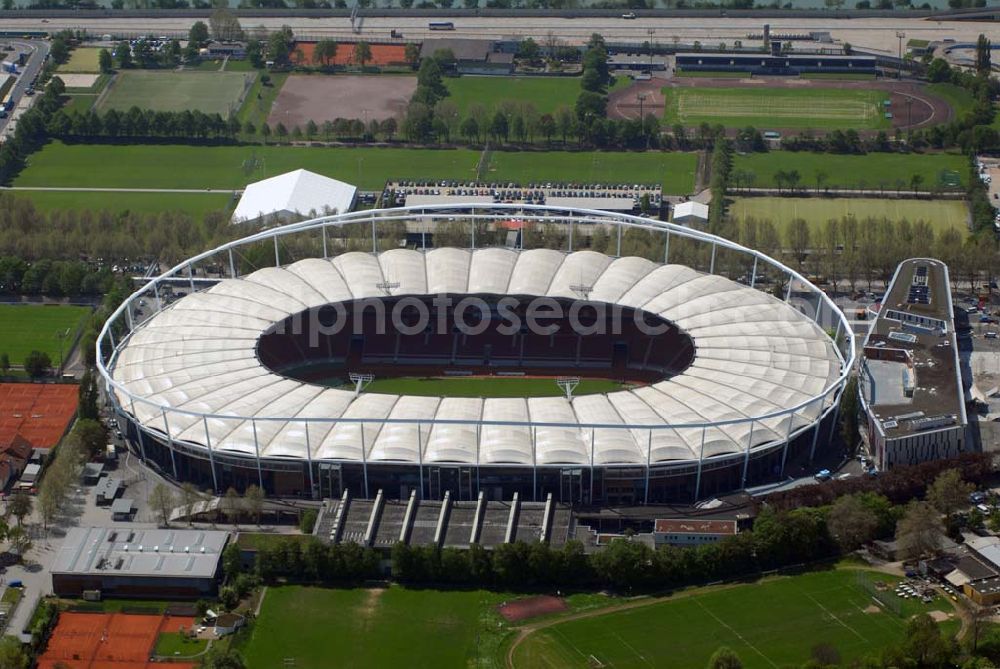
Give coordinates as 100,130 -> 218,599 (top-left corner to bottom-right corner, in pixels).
97,205 -> 854,504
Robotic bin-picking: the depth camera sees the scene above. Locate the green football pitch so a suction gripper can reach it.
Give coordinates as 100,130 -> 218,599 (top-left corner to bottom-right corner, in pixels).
16,142 -> 698,195
664,86 -> 890,130
0,304 -> 91,364
511,569 -> 957,669
97,71 -> 254,115
329,376 -> 629,398
444,76 -> 582,116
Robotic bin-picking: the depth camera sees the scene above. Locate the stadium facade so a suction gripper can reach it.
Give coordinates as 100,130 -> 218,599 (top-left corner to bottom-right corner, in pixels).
98,206 -> 854,505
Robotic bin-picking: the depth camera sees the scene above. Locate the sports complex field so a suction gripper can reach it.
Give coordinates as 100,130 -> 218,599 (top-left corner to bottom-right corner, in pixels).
445,76 -> 582,116
663,86 -> 890,130
58,47 -> 102,73
98,71 -> 255,115
17,142 -> 698,195
730,197 -> 969,235
511,569 -> 956,669
0,304 -> 90,364
331,376 -> 628,397
732,151 -> 968,191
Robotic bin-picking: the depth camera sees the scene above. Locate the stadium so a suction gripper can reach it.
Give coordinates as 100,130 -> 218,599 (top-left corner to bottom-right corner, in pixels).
96,205 -> 854,505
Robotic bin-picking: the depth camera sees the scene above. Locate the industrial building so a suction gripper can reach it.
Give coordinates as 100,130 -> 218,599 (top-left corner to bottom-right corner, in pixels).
859,258 -> 968,470
51,527 -> 229,600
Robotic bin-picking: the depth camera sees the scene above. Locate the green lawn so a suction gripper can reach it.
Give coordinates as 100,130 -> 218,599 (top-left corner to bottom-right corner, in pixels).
153,632 -> 208,658
332,376 -> 629,398
730,197 -> 969,235
18,142 -> 696,193
513,569 -> 957,669
10,190 -> 233,218
58,48 -> 102,73
243,586 -> 511,669
664,86 -> 890,130
236,71 -> 289,137
98,71 -> 255,115
444,75 -> 580,116
0,305 -> 91,364
485,150 -> 698,195
732,151 -> 968,191
927,83 -> 975,119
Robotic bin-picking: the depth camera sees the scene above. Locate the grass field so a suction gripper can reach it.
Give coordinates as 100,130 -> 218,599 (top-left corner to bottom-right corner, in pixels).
0,305 -> 91,363
732,151 -> 968,191
730,197 -> 969,235
243,586 -> 511,669
10,190 -> 233,218
18,142 -> 697,194
484,150 -> 697,194
331,376 -> 629,398
512,569 -> 957,669
153,632 -> 207,658
664,86 -> 890,130
58,48 -> 102,73
445,76 -> 580,116
98,71 -> 255,115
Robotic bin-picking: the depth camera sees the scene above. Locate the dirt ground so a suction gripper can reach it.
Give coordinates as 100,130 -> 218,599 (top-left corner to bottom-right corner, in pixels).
499,595 -> 568,622
268,75 -> 416,128
609,75 -> 952,132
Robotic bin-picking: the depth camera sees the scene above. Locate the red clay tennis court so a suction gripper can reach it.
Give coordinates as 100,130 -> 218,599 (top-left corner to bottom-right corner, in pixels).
38,612 -> 197,669
292,41 -> 408,66
0,383 -> 78,448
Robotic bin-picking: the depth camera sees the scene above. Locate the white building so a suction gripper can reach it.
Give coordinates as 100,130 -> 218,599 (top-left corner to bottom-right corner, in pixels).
671,201 -> 709,228
232,169 -> 357,225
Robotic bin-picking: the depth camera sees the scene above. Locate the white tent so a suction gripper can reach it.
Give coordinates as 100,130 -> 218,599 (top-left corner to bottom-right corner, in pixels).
672,201 -> 709,228
232,169 -> 357,225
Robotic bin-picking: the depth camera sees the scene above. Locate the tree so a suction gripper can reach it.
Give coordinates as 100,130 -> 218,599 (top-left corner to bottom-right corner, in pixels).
189,21 -> 210,48
707,646 -> 743,669
150,483 -> 176,527
787,218 -> 810,269
114,41 -> 132,69
180,483 -> 203,526
404,42 -> 420,68
927,468 -> 974,521
74,419 -> 107,459
976,34 -> 992,75
209,8 -> 243,42
840,376 -> 860,453
911,173 -> 924,194
313,39 -> 337,67
49,38 -> 69,65
0,353 -> 8,377
299,508 -> 318,534
244,484 -> 264,526
903,613 -> 953,668
222,487 -> 241,528
353,41 -> 373,67
490,111 -> 509,143
826,494 -> 878,550
8,490 -> 31,528
0,635 -> 28,669
23,350 -> 51,378
98,48 -> 114,73
895,501 -> 944,560
78,369 -> 100,420
7,525 -> 30,557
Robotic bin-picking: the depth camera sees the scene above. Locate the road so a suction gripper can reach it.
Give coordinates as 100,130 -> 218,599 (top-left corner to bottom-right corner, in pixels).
1,186 -> 238,193
0,38 -> 49,137
2,15 -> 1000,54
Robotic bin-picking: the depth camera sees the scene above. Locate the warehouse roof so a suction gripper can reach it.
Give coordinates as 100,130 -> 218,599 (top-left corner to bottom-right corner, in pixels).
672,201 -> 709,221
232,169 -> 356,224
110,248 -> 841,467
52,527 -> 228,579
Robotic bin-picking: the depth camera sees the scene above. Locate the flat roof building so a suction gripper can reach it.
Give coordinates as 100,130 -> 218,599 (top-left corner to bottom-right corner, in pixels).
859,259 -> 968,470
653,518 -> 737,546
52,527 -> 229,599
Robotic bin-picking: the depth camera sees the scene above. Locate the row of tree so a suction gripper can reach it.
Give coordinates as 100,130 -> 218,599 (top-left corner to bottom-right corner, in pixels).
0,256 -> 115,297
48,104 -> 241,141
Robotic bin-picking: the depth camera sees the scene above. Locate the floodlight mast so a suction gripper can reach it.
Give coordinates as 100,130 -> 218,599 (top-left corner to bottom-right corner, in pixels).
349,373 -> 374,397
376,281 -> 400,296
556,377 -> 581,400
570,284 -> 593,301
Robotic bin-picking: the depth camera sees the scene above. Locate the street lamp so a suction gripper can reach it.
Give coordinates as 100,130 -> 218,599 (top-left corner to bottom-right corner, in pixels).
637,92 -> 648,148
896,31 -> 906,79
648,28 -> 655,71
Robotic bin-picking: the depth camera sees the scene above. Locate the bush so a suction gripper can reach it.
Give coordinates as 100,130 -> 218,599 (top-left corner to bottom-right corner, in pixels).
299,509 -> 318,534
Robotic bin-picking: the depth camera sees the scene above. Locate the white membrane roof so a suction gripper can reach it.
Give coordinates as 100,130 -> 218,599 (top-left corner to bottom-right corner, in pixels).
112,249 -> 841,467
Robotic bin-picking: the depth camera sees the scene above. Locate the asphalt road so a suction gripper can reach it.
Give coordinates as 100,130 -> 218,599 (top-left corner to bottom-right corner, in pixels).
0,38 -> 49,136
2,15 -> 1000,53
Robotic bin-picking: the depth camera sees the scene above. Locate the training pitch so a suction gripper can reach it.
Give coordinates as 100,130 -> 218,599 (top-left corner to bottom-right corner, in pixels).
17,142 -> 696,194
98,71 -> 254,115
511,569 -> 956,668
58,48 -> 102,73
664,86 -> 890,130
0,304 -> 90,364
730,197 -> 969,235
331,376 -> 628,398
445,76 -> 582,117
244,586 -> 510,669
